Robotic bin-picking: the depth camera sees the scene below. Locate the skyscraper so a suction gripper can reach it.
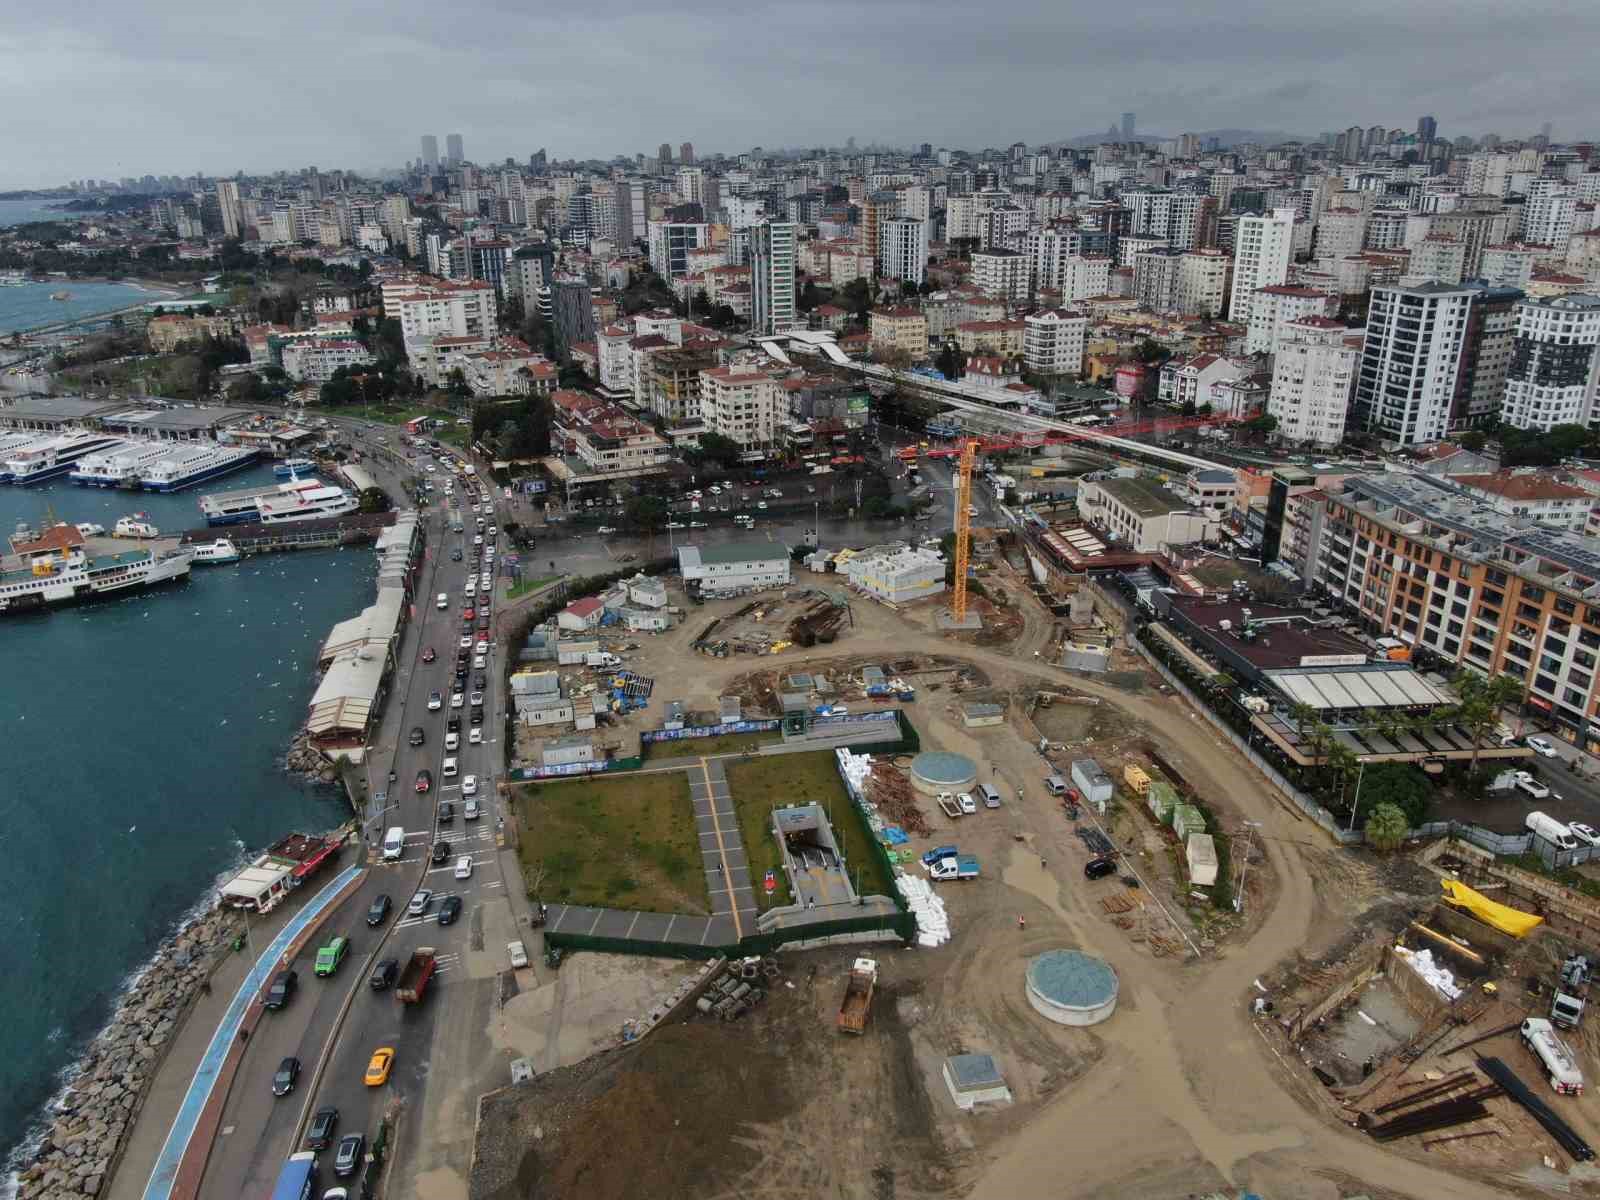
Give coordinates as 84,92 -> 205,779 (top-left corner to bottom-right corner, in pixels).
1227,209 -> 1295,321
1416,115 -> 1437,145
881,217 -> 929,286
421,135 -> 439,170
215,179 -> 243,239
657,143 -> 673,166
1121,112 -> 1136,141
679,142 -> 695,165
751,219 -> 798,334
1354,281 -> 1477,445
446,134 -> 464,166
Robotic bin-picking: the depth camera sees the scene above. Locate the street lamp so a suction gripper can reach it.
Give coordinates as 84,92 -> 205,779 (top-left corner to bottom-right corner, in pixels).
1234,820 -> 1262,913
1346,757 -> 1372,834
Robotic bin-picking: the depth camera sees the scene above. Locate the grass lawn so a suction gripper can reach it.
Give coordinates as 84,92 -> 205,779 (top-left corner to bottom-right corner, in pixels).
641,728 -> 782,761
506,574 -> 560,600
516,772 -> 708,913
725,751 -> 893,911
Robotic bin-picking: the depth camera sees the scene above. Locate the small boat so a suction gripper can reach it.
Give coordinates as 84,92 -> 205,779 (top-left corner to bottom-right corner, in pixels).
191,537 -> 241,565
113,514 -> 159,538
74,522 -> 106,537
50,290 -> 72,301
274,457 -> 317,479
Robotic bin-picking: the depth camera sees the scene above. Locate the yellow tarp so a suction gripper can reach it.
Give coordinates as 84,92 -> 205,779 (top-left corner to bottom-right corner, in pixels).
1440,879 -> 1544,938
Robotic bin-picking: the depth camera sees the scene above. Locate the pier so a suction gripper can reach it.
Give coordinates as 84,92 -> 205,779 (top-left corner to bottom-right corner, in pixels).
179,511 -> 395,554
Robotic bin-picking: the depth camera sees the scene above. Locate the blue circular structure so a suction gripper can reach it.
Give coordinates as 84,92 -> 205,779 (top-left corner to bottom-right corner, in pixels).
1026,950 -> 1118,1026
909,750 -> 978,796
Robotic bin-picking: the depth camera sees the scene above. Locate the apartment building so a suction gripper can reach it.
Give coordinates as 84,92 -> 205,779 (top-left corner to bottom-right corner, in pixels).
1449,471 -> 1595,531
971,248 -> 1029,301
1453,283 -> 1524,430
881,217 -> 929,285
1317,471 -> 1600,749
647,222 -> 708,278
280,338 -> 376,384
1022,309 -> 1087,377
955,320 -> 1026,357
868,308 -> 929,359
1267,319 -> 1357,447
699,367 -> 782,449
1499,293 -> 1600,432
647,343 -> 719,424
1353,281 -> 1476,446
1176,249 -> 1230,317
1076,475 -> 1220,551
751,219 -> 798,335
1245,285 -> 1338,355
1061,254 -> 1112,303
391,279 -> 499,367
1227,208 -> 1295,320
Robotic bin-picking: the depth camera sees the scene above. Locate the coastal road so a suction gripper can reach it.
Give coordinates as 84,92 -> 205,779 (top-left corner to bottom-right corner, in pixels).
196,456 -> 518,1197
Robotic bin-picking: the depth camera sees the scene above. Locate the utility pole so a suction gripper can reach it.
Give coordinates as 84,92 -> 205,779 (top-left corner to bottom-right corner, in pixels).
1234,821 -> 1261,913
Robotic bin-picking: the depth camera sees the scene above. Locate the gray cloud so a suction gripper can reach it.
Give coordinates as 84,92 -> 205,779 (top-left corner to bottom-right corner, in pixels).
4,0 -> 1599,187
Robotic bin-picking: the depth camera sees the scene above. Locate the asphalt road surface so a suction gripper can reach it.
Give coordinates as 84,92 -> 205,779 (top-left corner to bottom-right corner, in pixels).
199,450 -> 513,1198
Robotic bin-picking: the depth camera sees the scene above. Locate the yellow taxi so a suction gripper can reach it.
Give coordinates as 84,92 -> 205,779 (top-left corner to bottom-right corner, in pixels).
364,1047 -> 395,1086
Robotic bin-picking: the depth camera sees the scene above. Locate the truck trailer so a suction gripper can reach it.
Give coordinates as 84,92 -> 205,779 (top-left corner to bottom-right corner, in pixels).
837,958 -> 878,1034
1522,1017 -> 1585,1095
395,948 -> 437,1004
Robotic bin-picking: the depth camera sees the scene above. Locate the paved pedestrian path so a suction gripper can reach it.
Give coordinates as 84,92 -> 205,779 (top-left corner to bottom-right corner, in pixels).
691,757 -> 759,937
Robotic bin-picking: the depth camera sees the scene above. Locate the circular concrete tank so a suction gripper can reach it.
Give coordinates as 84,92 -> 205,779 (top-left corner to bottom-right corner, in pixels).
1026,949 -> 1118,1027
909,750 -> 978,796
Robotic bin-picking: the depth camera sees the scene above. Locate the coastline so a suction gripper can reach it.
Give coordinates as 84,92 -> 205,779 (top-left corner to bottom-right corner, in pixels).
3,280 -> 189,339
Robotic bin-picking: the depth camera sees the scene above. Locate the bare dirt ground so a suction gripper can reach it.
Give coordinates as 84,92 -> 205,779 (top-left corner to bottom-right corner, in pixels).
478,575 -> 1569,1200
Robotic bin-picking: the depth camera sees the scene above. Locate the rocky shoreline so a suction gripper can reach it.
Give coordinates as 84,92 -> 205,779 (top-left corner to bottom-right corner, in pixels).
285,730 -> 339,784
13,906 -> 238,1200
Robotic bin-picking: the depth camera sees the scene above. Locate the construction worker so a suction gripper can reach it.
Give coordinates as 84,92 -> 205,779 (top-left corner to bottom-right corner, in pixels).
1017,915 -> 1027,931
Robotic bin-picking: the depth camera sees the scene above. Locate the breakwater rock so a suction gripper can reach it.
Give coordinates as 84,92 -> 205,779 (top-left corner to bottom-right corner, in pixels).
14,906 -> 237,1200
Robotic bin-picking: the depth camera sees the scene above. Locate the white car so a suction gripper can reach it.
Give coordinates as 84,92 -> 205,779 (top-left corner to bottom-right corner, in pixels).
597,525 -> 616,534
442,756 -> 458,778
464,581 -> 476,596
464,798 -> 482,820
407,890 -> 432,916
473,535 -> 483,546
459,635 -> 473,649
1526,736 -> 1559,758
469,726 -> 483,745
427,690 -> 442,711
958,792 -> 978,815
473,653 -> 487,669
508,940 -> 529,969
471,505 -> 481,514
450,691 -> 464,709
454,855 -> 473,880
462,774 -> 478,796
480,573 -> 491,587
1570,822 -> 1600,847
445,731 -> 460,750
709,485 -> 722,494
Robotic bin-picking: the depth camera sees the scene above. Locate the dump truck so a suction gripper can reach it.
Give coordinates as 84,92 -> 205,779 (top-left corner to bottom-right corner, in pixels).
935,792 -> 964,819
837,958 -> 878,1034
395,947 -> 437,1004
1552,954 -> 1592,1030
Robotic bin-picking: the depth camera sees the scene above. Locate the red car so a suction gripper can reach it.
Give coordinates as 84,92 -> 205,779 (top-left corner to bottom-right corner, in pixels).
476,630 -> 490,643
415,769 -> 433,793
421,647 -> 436,663
462,607 -> 476,621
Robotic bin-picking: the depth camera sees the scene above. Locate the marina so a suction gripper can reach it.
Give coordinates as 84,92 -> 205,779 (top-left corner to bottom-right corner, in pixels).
69,440 -> 181,487
137,443 -> 259,492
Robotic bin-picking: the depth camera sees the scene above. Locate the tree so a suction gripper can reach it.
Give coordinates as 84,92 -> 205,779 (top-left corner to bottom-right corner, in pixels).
1366,803 -> 1409,852
1245,413 -> 1279,438
798,280 -> 823,312
1451,669 -> 1523,769
1458,430 -> 1487,453
624,494 -> 668,531
684,431 -> 743,470
1355,762 -> 1432,827
357,486 -> 392,514
1132,338 -> 1169,365
935,342 -> 964,381
839,278 -> 873,321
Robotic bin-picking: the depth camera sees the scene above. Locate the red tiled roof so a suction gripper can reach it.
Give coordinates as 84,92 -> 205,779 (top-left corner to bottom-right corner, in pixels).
1452,472 -> 1591,501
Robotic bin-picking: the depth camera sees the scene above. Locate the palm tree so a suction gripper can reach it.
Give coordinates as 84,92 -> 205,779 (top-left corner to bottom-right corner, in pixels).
1366,802 -> 1409,852
1452,671 -> 1523,770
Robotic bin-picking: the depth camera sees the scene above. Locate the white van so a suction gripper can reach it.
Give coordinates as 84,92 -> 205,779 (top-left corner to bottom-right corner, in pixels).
436,592 -> 449,610
1527,810 -> 1579,851
382,826 -> 406,861
1044,774 -> 1069,796
978,783 -> 1002,808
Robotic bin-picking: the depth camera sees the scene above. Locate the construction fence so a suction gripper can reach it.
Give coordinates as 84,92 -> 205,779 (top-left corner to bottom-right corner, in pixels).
544,909 -> 914,961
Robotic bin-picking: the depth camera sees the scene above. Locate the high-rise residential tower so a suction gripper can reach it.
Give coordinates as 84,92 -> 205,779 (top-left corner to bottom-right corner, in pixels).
420,135 -> 439,170
446,134 -> 464,166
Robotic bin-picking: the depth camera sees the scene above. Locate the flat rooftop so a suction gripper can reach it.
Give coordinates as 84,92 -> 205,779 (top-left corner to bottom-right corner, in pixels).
0,396 -> 125,423
99,404 -> 258,431
1097,475 -> 1188,518
1164,596 -> 1371,671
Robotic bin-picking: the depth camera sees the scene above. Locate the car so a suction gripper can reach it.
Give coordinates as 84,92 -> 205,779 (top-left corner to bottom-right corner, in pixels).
473,672 -> 487,689
415,769 -> 432,793
407,890 -> 432,916
469,690 -> 484,707
454,855 -> 474,880
921,845 -> 959,868
1084,856 -> 1118,880
477,616 -> 490,631
442,755 -> 459,778
445,730 -> 460,751
1571,822 -> 1600,847
272,1056 -> 300,1097
462,774 -> 478,796
314,935 -> 350,977
408,726 -> 425,747
480,573 -> 492,587
459,635 -> 473,649
306,1105 -> 339,1150
476,629 -> 490,642
463,606 -> 476,621
957,793 -> 978,815
756,501 -> 767,510
967,505 -> 978,518
470,705 -> 485,724
450,691 -> 464,709
264,969 -> 297,1010
471,504 -> 481,514
454,668 -> 468,686
427,690 -> 442,711
689,521 -> 707,529
469,726 -> 483,745
369,958 -> 399,991
334,1133 -> 366,1178
597,525 -> 616,534
421,646 -> 436,663
473,535 -> 483,546
366,894 -> 391,926
438,799 -> 454,821
450,548 -> 463,561
464,798 -> 481,820
447,715 -> 461,733
1527,736 -> 1559,758
666,521 -> 685,530
473,651 -> 487,669
709,484 -> 722,494
364,1047 -> 395,1087
438,895 -> 463,925
508,940 -> 530,969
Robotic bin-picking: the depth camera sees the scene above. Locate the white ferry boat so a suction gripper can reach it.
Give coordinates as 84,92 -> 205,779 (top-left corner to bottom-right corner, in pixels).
70,440 -> 174,487
274,457 -> 316,479
199,476 -> 323,525
138,444 -> 258,492
0,524 -> 192,615
74,523 -> 106,537
113,514 -> 160,538
191,537 -> 241,564
0,433 -> 125,485
256,484 -> 358,525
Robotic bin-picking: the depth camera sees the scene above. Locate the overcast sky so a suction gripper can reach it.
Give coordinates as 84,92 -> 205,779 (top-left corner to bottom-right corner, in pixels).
6,0 -> 1599,188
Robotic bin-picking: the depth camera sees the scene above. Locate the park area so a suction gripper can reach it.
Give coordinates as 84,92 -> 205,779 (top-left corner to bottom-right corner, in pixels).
726,751 -> 893,910
515,772 -> 709,913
